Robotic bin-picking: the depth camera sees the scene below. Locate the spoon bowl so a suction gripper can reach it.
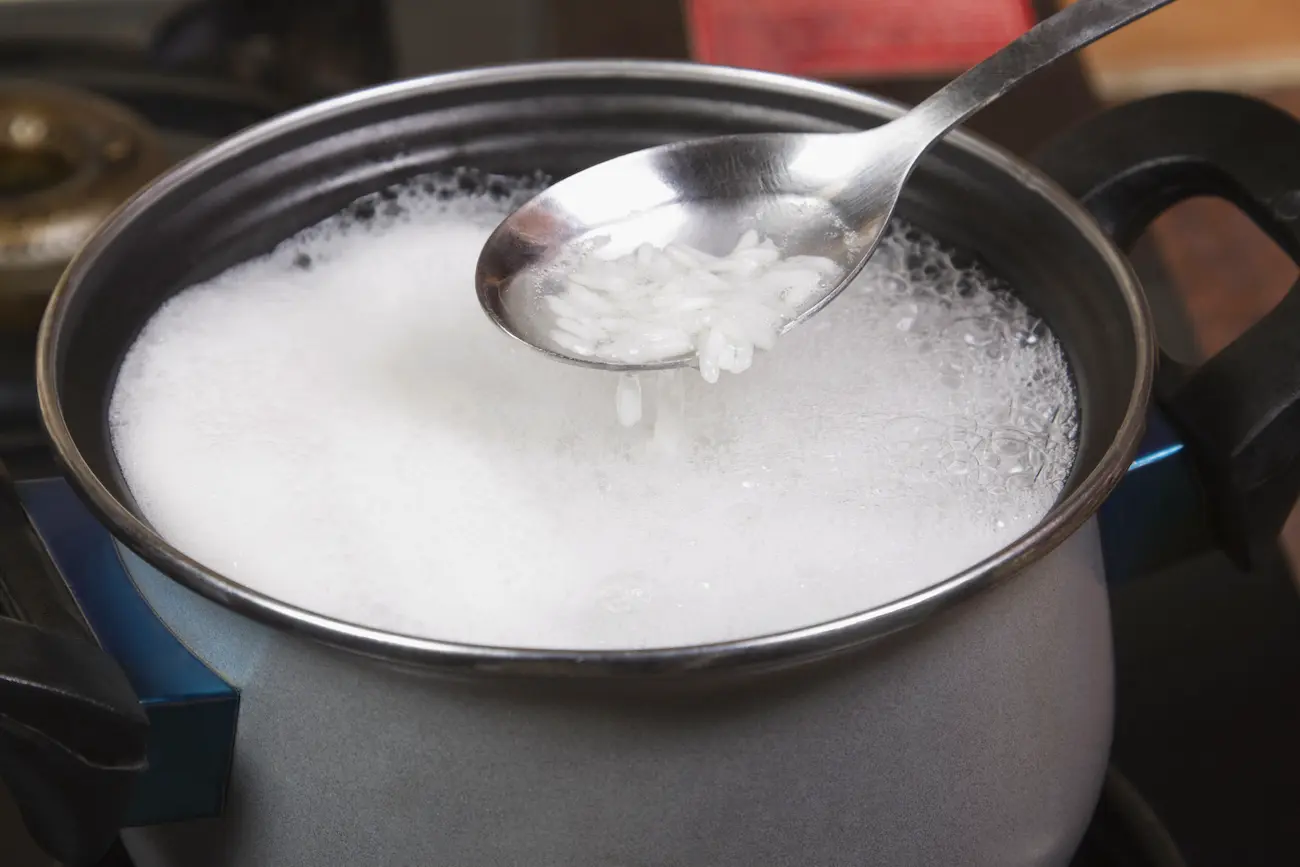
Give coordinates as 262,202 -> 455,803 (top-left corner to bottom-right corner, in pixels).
476,0 -> 1177,372
475,129 -> 913,370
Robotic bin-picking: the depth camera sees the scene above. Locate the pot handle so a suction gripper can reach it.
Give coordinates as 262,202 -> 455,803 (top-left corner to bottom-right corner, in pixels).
0,468 -> 148,866
1034,90 -> 1300,570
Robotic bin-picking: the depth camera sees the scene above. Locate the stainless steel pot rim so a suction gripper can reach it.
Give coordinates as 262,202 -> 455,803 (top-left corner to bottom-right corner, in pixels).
36,60 -> 1156,679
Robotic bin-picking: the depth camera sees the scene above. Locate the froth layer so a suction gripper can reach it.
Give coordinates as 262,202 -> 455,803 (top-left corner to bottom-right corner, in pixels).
109,171 -> 1078,650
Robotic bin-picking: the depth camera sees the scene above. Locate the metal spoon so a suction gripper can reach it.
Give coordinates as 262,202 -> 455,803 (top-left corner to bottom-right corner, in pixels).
476,0 -> 1176,371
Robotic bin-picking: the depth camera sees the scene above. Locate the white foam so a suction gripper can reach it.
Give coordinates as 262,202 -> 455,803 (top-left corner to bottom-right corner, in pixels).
109,170 -> 1078,651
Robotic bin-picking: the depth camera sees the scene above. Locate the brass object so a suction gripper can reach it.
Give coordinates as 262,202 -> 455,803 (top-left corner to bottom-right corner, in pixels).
0,81 -> 169,333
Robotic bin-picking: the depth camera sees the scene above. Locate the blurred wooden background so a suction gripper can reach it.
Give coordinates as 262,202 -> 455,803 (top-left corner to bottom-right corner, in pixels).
1061,0 -> 1300,97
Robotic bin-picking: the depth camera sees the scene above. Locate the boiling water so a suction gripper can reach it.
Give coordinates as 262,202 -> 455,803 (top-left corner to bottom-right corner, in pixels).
109,170 -> 1078,650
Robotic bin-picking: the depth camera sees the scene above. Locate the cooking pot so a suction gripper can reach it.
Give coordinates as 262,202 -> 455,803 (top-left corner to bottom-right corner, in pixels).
5,62 -> 1300,867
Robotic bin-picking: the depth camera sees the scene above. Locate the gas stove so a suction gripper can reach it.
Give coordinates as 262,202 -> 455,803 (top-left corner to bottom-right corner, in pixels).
9,424 -> 1291,867
7,419 -> 1272,867
1,3 -> 1299,866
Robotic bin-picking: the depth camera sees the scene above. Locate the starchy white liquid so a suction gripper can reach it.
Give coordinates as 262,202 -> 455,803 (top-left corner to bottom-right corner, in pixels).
109,170 -> 1078,650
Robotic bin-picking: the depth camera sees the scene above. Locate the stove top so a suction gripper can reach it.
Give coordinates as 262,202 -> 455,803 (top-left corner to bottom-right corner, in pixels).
0,462 -> 1209,867
8,413 -> 1297,867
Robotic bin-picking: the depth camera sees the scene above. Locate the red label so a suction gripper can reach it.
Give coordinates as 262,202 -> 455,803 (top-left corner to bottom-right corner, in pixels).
686,0 -> 1036,78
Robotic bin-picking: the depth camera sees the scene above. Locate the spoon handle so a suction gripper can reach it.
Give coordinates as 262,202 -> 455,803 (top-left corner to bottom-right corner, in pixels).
902,0 -> 1179,141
